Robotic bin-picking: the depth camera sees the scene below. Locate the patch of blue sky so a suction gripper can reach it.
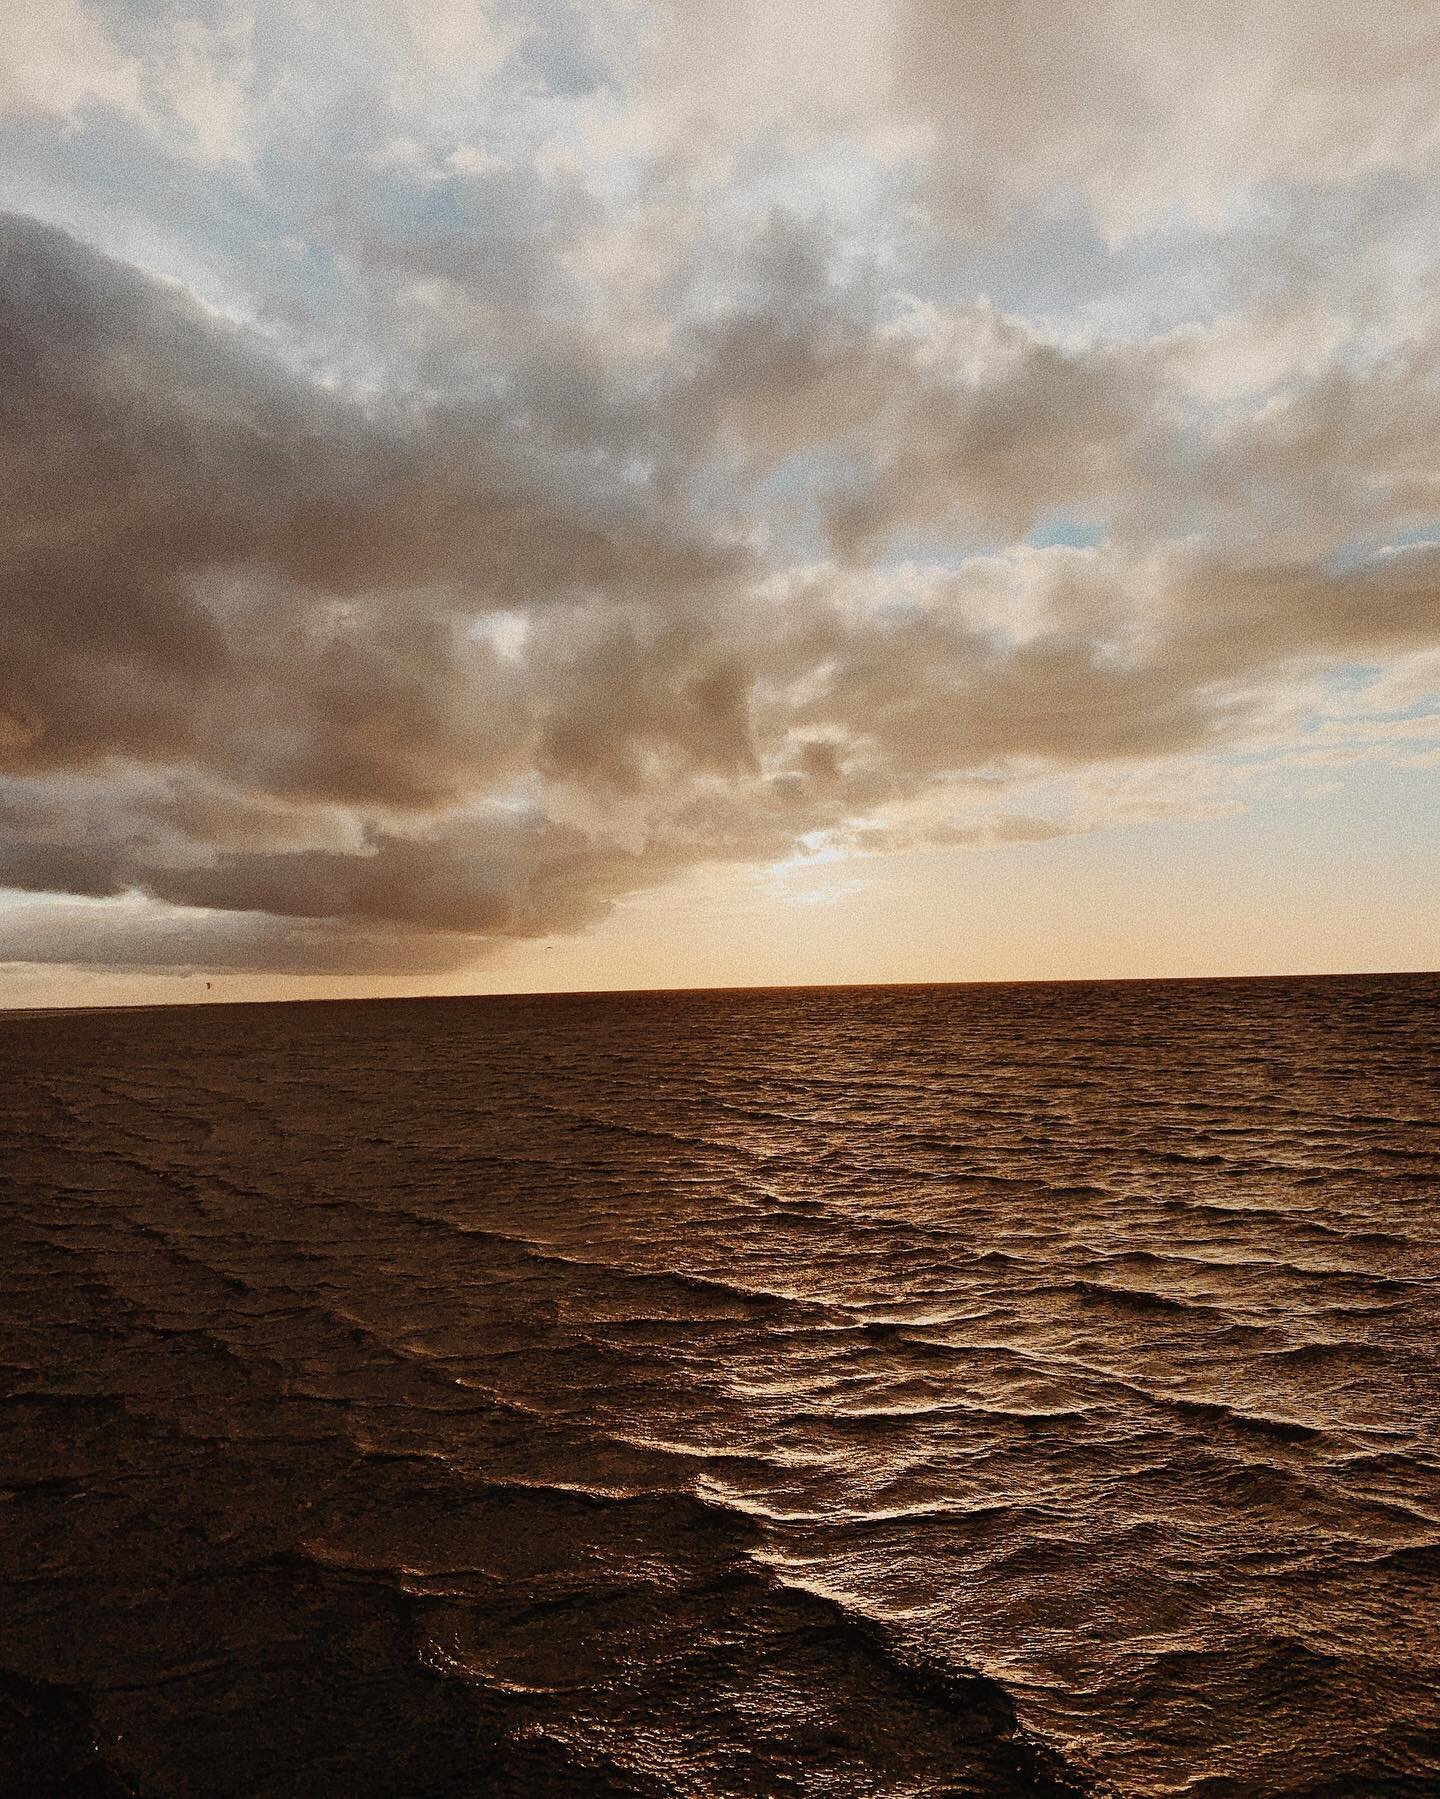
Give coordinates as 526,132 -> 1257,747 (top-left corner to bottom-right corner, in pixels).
1329,524 -> 1440,574
1246,664 -> 1440,761
763,448 -> 868,501
911,204 -> 1233,341
1317,664 -> 1440,729
869,518 -> 1104,570
877,530 -> 1006,574
1378,524 -> 1440,554
1319,662 -> 1385,697
1025,518 -> 1104,551
752,448 -> 872,562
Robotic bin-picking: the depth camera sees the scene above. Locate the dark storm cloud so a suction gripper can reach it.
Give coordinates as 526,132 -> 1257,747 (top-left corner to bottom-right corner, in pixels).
0,898 -> 485,975
0,210 -> 742,790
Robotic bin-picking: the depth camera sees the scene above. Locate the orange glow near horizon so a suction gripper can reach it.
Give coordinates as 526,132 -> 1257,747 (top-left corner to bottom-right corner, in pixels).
6,797 -> 1436,1011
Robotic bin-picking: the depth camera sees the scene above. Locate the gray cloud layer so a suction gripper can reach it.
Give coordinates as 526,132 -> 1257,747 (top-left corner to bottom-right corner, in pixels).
2,2 -> 1439,975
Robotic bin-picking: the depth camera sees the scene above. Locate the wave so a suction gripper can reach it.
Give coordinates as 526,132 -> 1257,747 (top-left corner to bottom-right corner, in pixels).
3,973 -> 1436,1797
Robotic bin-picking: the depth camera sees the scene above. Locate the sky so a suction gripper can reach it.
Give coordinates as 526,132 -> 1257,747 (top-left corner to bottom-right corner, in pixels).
1,0 -> 1438,1007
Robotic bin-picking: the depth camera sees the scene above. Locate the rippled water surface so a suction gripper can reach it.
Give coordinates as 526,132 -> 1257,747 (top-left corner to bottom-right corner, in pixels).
2,976 -> 1437,1796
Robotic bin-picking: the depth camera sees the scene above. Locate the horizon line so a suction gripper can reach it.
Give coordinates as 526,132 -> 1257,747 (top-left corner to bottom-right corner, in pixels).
1,963 -> 1435,1020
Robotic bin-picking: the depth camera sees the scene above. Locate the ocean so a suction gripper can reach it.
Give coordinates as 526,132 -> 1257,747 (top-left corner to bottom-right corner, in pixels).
1,975 -> 1436,1796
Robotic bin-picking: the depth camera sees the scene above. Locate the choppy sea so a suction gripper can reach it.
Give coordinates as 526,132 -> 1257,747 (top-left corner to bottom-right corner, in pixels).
2,975 -> 1437,1796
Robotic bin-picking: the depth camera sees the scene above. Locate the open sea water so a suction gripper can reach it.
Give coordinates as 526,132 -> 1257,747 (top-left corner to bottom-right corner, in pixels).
1,975 -> 1437,1796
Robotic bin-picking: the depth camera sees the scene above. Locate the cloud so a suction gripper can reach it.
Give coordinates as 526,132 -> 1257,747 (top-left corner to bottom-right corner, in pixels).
0,1 -> 141,128
1,4 -> 1439,981
0,1 -> 257,165
0,895 -> 483,975
895,0 -> 1440,242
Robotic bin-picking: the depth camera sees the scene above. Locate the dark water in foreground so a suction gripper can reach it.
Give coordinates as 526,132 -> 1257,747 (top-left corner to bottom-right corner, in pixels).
1,976 -> 1437,1797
